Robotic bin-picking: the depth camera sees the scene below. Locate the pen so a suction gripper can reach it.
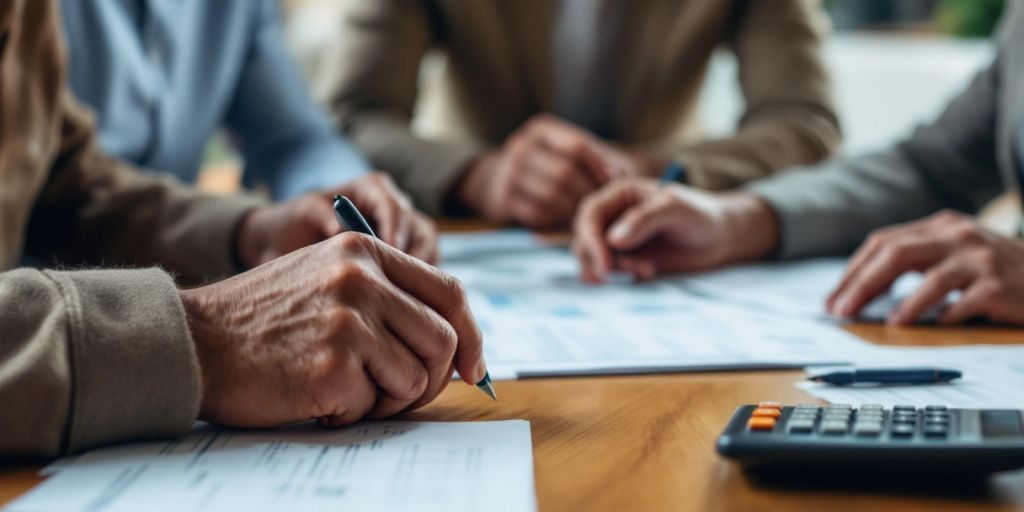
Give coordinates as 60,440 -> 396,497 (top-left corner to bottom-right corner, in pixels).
332,195 -> 497,401
808,367 -> 962,386
659,161 -> 687,185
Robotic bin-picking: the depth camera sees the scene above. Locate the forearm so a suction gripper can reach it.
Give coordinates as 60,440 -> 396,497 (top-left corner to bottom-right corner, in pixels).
660,108 -> 840,190
345,113 -> 488,215
0,268 -> 200,458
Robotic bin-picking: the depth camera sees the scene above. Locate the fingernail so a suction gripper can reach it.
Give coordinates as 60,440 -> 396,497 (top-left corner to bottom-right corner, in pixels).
608,223 -> 631,242
474,360 -> 488,384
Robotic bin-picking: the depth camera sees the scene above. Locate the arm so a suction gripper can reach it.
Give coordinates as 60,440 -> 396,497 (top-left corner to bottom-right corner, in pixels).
0,268 -> 200,458
319,0 -> 487,215
669,0 -> 841,189
225,0 -> 369,201
25,91 -> 266,284
746,45 -> 1004,259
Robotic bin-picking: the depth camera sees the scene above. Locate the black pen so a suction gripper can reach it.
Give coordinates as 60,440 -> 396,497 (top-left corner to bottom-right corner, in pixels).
332,195 -> 497,401
808,367 -> 962,386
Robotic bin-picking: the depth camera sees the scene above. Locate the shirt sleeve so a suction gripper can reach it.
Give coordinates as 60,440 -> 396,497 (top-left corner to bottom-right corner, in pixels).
224,0 -> 369,201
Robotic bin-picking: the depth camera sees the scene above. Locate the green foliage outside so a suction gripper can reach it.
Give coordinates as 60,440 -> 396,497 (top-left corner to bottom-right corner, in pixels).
937,0 -> 1005,37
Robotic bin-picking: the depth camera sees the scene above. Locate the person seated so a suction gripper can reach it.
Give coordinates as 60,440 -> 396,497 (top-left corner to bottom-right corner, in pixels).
0,0 -> 486,459
59,0 -> 436,261
315,0 -> 841,229
573,3 -> 1024,326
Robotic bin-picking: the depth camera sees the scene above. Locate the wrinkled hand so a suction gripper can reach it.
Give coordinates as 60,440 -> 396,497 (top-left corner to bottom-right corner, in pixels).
828,210 -> 1024,325
572,178 -> 779,283
236,173 -> 438,268
457,115 -> 660,229
180,233 -> 486,428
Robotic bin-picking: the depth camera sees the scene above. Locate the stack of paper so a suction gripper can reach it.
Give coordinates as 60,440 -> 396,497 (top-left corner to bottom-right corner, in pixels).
8,421 -> 536,512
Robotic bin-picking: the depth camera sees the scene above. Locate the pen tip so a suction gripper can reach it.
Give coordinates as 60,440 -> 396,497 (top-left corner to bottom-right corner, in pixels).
476,373 -> 498,401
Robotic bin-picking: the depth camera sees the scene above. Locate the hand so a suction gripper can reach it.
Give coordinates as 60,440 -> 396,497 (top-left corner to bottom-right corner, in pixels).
827,210 -> 1024,325
180,233 -> 486,428
456,115 -> 616,229
572,179 -> 779,283
236,173 -> 438,268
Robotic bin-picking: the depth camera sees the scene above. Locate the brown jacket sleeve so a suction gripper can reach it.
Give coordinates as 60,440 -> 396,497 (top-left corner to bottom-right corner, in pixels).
671,0 -> 841,190
25,91 -> 267,284
0,0 -> 266,458
0,268 -> 201,458
320,0 -> 485,216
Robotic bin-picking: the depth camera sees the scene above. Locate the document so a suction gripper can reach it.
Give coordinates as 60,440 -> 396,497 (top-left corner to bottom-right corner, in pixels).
440,234 -> 878,379
8,421 -> 536,512
797,345 -> 1024,409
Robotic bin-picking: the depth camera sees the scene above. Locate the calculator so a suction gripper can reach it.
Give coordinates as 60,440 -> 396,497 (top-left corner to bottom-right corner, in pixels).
716,402 -> 1024,474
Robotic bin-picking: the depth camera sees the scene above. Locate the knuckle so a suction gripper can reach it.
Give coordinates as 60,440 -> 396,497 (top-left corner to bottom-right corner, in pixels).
401,364 -> 429,399
336,231 -> 371,252
955,222 -> 982,243
331,262 -> 370,289
327,307 -> 361,336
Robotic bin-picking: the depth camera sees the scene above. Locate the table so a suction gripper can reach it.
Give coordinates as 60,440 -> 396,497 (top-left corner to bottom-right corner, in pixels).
3,226 -> 1024,511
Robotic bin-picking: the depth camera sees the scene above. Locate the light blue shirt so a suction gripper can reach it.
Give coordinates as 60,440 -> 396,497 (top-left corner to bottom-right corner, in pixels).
60,0 -> 368,200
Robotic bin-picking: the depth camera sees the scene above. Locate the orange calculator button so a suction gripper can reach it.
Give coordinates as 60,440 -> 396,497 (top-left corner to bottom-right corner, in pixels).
747,417 -> 776,431
751,407 -> 782,419
758,401 -> 782,410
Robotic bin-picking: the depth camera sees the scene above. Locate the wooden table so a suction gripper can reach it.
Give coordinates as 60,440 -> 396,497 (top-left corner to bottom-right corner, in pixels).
3,227 -> 1024,511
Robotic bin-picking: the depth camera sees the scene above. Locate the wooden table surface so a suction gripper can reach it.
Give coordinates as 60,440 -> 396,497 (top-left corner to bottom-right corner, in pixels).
3,225 -> 1024,511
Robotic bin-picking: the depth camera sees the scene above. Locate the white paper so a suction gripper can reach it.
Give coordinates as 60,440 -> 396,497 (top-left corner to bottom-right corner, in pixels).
440,235 -> 879,379
798,345 -> 1024,409
674,258 -> 951,323
9,421 -> 536,512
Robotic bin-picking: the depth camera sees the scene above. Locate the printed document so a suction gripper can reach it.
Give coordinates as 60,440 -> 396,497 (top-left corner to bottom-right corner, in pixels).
8,421 -> 536,512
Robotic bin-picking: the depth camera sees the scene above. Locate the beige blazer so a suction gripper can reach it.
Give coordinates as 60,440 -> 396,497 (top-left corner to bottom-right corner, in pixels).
316,0 -> 841,214
0,0 -> 263,458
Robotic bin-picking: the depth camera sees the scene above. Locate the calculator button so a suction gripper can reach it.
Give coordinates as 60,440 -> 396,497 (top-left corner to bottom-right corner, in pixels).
752,408 -> 782,419
890,423 -> 916,437
787,419 -> 815,433
853,422 -> 883,436
747,417 -> 776,431
923,424 -> 948,438
925,405 -> 948,412
860,404 -> 884,411
795,404 -> 820,411
828,404 -> 853,410
894,405 -> 916,412
925,416 -> 949,425
758,401 -> 783,410
857,410 -> 884,419
820,421 -> 849,434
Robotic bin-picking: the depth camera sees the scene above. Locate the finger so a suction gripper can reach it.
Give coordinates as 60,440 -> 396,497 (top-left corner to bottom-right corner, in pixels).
407,216 -> 440,265
370,243 -> 487,385
363,329 -> 431,419
827,221 -> 940,310
889,260 -> 975,325
829,237 -> 948,318
939,279 -> 998,325
528,117 -> 611,184
523,147 -> 595,200
374,279 -> 459,412
614,243 -> 719,277
572,181 -> 655,282
605,191 -> 679,252
305,195 -> 342,239
318,351 -> 378,428
615,255 -> 657,281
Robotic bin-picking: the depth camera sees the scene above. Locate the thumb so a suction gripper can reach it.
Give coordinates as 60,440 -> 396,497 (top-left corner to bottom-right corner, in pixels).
307,197 -> 341,239
606,195 -> 677,252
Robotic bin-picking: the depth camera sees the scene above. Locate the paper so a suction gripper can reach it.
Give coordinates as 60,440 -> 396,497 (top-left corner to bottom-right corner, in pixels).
440,234 -> 878,379
9,421 -> 536,512
797,345 -> 1024,409
674,258 -> 952,323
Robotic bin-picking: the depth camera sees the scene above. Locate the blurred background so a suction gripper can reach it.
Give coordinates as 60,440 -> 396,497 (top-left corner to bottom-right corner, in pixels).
205,0 -> 1010,227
